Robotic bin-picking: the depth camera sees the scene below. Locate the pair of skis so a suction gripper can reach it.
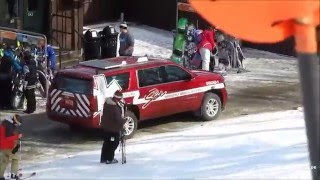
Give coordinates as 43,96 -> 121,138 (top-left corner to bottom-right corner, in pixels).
18,172 -> 36,180
6,172 -> 36,180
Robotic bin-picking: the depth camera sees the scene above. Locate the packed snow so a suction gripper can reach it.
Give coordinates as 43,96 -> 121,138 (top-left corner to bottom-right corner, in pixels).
21,110 -> 311,179
0,24 -> 307,180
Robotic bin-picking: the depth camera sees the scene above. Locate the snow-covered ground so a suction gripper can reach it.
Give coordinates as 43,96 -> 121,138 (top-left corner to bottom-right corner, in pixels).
84,22 -> 173,59
0,24 -> 306,179
22,110 -> 311,179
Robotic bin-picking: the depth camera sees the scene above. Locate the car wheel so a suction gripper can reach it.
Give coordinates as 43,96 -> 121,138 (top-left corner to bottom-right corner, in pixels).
201,93 -> 222,121
123,111 -> 138,139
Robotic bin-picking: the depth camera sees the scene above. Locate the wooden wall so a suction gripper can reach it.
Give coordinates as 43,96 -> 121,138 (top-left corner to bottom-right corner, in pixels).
50,0 -> 83,51
82,0 -> 177,30
122,0 -> 177,30
83,0 -> 121,25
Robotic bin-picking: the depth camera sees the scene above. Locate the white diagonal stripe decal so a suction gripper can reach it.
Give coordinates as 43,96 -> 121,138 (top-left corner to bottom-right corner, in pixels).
76,94 -> 90,113
50,89 -> 57,97
70,110 -> 76,116
55,105 -> 61,112
82,94 -> 90,105
76,110 -> 83,117
60,108 -> 66,113
77,104 -> 87,117
51,90 -> 62,104
52,97 -> 62,110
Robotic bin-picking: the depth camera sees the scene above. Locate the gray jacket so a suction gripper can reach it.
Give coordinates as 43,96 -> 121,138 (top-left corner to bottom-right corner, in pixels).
100,98 -> 126,133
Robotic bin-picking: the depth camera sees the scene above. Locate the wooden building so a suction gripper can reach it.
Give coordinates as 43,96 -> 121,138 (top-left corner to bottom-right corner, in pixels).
0,0 -> 318,56
0,0 -> 177,52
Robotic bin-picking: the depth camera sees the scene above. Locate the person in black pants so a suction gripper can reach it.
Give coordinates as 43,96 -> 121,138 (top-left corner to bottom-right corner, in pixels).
22,50 -> 37,114
100,91 -> 126,164
0,55 -> 13,109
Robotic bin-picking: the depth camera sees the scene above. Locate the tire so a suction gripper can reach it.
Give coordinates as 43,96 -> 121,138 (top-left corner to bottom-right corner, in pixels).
123,111 -> 138,139
200,93 -> 222,121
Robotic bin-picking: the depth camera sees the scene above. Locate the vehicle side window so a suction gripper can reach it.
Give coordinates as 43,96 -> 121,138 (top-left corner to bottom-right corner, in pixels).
138,67 -> 165,87
105,73 -> 130,90
165,65 -> 191,82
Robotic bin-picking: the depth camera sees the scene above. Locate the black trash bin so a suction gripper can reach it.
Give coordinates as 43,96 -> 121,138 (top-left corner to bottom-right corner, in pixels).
101,26 -> 118,59
84,30 -> 101,61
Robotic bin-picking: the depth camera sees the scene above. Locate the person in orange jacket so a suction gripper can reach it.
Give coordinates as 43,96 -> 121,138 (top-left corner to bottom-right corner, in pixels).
0,114 -> 22,180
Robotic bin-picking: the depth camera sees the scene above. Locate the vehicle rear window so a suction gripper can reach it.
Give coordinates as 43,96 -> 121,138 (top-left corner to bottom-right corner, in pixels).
53,75 -> 92,94
105,73 -> 130,90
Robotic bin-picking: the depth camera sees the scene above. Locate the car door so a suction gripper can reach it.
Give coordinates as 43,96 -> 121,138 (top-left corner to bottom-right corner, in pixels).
162,65 -> 200,113
136,66 -> 175,120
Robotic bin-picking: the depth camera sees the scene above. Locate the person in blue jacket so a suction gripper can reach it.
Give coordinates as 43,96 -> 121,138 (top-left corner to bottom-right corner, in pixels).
36,39 -> 56,72
1,43 -> 23,73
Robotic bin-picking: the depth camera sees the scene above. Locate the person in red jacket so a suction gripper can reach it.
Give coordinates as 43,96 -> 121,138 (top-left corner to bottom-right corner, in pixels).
198,27 -> 216,71
0,114 -> 22,180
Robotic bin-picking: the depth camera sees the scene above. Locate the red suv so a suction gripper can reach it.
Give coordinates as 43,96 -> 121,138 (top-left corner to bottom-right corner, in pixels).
47,57 -> 228,138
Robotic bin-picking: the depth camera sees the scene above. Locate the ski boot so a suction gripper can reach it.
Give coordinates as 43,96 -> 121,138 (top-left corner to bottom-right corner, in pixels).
11,174 -> 19,180
106,159 -> 118,164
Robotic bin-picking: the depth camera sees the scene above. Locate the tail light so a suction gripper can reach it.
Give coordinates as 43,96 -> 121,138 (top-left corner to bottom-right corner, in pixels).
88,95 -> 98,112
90,79 -> 98,112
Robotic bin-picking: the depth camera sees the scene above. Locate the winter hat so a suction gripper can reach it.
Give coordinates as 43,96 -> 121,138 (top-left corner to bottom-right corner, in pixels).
114,90 -> 123,99
119,23 -> 128,29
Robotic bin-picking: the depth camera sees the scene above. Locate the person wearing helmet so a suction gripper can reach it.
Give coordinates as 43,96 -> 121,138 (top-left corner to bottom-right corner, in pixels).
22,50 -> 37,114
119,23 -> 134,56
0,114 -> 22,180
100,91 -> 126,164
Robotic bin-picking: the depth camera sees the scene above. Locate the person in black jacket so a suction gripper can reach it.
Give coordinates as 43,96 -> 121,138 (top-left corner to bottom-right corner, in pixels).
100,91 -> 126,164
22,50 -> 37,114
0,49 -> 13,109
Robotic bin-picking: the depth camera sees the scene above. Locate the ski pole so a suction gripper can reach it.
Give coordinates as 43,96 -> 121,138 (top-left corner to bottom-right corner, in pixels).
19,139 -> 21,162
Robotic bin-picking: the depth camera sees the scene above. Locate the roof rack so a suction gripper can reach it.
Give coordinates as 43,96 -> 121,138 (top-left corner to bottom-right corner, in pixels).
79,59 -> 127,70
79,57 -> 150,70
